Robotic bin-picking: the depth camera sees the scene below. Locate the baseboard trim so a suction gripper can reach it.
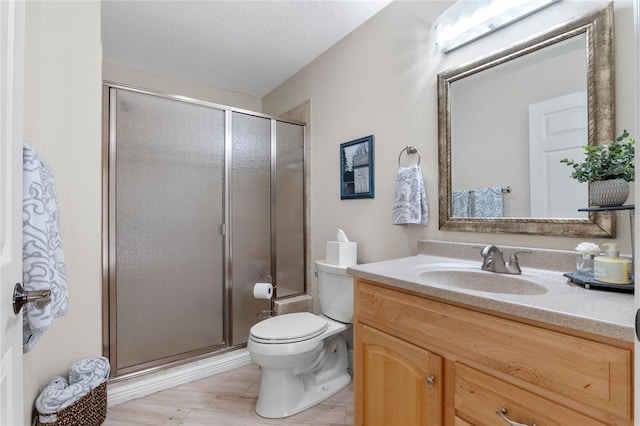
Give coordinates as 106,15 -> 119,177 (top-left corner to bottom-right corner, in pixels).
106,349 -> 253,406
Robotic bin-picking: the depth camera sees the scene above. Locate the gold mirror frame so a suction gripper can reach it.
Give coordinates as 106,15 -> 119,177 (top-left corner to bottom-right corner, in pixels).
438,3 -> 615,237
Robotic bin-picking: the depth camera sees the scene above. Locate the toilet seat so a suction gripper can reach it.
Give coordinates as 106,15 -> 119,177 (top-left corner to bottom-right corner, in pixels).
250,312 -> 328,344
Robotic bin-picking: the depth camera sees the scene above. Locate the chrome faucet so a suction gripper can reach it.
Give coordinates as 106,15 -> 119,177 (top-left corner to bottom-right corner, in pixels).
480,244 -> 531,275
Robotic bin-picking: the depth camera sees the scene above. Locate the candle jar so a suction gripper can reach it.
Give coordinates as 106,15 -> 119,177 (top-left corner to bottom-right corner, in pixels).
576,253 -> 594,277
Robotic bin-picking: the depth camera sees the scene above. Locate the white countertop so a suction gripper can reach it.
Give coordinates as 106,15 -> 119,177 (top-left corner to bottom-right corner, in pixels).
348,254 -> 636,342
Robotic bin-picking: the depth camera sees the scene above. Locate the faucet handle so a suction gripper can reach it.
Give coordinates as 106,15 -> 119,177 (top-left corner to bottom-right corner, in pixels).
504,250 -> 531,274
509,250 -> 532,261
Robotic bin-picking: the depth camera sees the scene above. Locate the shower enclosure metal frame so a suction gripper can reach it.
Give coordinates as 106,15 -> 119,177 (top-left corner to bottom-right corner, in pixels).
101,83 -> 307,378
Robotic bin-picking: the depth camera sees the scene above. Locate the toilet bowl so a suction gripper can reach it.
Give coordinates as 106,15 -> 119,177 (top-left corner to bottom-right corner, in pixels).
248,260 -> 353,419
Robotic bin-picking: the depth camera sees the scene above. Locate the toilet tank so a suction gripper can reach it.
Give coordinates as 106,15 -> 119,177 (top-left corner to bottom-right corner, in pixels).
315,260 -> 354,323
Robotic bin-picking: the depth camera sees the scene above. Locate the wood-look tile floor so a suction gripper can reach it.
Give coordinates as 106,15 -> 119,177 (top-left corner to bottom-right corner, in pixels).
104,364 -> 354,426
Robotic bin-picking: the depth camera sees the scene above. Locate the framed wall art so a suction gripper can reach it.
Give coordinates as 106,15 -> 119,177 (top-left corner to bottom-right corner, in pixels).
340,135 -> 374,199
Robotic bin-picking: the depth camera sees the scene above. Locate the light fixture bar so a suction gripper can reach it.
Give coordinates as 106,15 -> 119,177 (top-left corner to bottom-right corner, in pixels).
432,0 -> 560,53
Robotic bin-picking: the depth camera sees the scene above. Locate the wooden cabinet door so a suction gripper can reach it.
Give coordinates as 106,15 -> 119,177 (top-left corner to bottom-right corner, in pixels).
356,324 -> 442,426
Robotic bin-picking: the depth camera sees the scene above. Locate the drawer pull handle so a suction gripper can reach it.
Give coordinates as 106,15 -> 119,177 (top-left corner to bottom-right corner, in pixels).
425,375 -> 435,389
497,408 -> 538,426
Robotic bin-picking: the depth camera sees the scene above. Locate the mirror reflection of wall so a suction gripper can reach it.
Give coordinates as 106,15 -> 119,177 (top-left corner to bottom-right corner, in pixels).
450,34 -> 587,218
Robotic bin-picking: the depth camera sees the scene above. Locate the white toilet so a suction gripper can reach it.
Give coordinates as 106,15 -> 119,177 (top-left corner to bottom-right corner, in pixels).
247,260 -> 353,418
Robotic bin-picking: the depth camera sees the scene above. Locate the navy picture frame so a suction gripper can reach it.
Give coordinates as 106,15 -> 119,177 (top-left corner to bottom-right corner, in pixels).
340,135 -> 374,199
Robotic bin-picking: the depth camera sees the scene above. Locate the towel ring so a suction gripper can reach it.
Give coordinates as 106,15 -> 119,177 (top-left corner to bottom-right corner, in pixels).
398,145 -> 421,166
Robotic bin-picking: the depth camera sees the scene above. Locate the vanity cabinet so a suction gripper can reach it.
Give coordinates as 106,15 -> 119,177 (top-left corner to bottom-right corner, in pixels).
358,324 -> 442,425
354,279 -> 633,426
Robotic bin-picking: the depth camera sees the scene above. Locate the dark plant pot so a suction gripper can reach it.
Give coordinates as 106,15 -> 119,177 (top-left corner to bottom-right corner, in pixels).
589,178 -> 630,207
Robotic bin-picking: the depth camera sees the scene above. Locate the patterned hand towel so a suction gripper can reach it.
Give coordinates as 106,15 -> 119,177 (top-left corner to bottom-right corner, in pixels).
23,143 -> 68,352
473,187 -> 503,217
392,165 -> 428,225
452,190 -> 471,217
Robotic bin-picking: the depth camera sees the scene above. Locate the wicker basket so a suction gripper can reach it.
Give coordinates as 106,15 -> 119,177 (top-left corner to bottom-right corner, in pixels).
36,381 -> 107,426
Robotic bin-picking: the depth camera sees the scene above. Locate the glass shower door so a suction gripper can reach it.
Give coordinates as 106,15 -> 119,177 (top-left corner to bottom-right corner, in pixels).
112,89 -> 225,374
230,112 -> 272,344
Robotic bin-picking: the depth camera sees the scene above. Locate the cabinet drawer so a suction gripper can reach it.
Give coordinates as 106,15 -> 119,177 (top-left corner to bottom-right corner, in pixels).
357,280 -> 631,419
455,363 -> 607,426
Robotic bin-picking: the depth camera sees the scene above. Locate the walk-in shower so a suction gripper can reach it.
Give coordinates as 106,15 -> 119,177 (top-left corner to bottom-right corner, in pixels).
102,85 -> 306,377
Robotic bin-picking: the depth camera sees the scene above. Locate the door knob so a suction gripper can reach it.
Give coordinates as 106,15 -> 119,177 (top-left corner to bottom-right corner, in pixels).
13,283 -> 51,315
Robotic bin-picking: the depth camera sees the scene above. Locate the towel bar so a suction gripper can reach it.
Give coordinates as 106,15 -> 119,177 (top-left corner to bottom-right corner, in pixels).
398,145 -> 421,166
467,186 -> 511,194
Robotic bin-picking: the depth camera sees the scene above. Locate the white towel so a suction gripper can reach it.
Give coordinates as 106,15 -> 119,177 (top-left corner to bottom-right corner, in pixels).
392,165 -> 428,225
36,357 -> 110,422
22,143 -> 68,352
68,356 -> 111,388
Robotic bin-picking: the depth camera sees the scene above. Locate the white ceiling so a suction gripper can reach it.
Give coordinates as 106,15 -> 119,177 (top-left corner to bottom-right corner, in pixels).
101,1 -> 393,98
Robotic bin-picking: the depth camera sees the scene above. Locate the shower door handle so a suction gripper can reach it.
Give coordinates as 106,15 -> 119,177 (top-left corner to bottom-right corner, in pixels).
13,283 -> 51,314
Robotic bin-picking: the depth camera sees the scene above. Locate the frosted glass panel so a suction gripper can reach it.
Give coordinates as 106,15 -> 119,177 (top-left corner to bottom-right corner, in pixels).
115,90 -> 225,370
275,122 -> 305,297
231,112 -> 271,344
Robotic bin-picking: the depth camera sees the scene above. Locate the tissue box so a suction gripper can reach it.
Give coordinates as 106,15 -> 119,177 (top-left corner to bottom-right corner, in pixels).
326,241 -> 357,266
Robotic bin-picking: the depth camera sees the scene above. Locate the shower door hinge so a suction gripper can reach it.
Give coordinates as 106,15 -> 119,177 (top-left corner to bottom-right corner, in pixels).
219,223 -> 226,235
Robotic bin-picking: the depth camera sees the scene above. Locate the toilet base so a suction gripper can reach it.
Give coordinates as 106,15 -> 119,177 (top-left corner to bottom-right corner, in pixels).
255,370 -> 351,419
254,334 -> 351,419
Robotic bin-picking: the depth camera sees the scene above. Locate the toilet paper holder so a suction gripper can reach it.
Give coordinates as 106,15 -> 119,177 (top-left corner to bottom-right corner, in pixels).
254,275 -> 276,321
259,274 -> 276,291
263,274 -> 276,291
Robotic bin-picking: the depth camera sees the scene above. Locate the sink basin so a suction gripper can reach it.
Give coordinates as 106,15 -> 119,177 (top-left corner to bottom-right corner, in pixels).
418,269 -> 548,295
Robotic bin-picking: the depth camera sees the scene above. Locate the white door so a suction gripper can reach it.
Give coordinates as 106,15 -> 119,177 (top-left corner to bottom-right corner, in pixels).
0,1 -> 25,425
634,0 -> 640,420
528,92 -> 588,218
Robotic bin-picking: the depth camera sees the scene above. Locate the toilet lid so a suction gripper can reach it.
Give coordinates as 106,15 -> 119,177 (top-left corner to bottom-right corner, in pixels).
250,312 -> 328,344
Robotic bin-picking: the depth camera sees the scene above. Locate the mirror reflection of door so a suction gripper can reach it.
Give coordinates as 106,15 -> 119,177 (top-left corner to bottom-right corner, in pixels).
528,91 -> 588,218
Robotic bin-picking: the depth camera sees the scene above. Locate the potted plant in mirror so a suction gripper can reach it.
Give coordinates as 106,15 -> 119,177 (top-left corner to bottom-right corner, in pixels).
561,129 -> 635,207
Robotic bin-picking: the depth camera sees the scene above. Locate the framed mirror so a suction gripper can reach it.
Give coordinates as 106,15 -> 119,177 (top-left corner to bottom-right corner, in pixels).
438,3 -> 615,237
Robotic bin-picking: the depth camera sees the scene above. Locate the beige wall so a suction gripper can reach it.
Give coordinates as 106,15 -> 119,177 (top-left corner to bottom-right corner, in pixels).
23,1 -> 102,423
103,61 -> 262,112
262,0 -> 637,270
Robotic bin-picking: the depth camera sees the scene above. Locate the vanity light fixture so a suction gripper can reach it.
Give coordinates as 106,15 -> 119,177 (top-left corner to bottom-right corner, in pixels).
432,0 -> 560,53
